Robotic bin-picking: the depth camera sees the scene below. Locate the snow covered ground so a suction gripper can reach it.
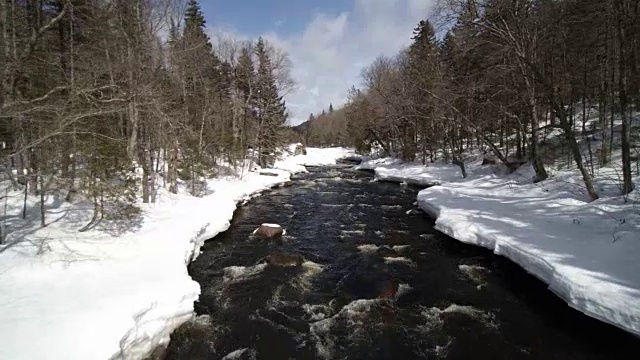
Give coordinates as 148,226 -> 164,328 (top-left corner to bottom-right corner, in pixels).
356,157 -> 463,186
274,146 -> 356,173
359,156 -> 640,337
0,147 -> 350,360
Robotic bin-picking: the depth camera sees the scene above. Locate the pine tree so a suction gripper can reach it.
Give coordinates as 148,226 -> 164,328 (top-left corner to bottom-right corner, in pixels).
255,37 -> 287,167
405,20 -> 440,162
304,113 -> 315,145
184,0 -> 208,42
234,46 -> 256,157
0,0 -> 296,234
236,47 -> 255,102
177,0 -> 226,194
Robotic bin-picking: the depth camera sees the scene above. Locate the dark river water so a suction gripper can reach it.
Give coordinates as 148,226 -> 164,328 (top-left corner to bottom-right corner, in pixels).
165,166 -> 639,360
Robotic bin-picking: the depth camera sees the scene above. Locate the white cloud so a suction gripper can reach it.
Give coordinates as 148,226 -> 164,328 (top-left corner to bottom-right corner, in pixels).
212,0 -> 437,125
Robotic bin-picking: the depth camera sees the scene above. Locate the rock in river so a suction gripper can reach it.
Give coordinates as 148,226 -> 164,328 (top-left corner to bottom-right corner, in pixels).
377,277 -> 399,299
266,253 -> 305,267
253,223 -> 284,238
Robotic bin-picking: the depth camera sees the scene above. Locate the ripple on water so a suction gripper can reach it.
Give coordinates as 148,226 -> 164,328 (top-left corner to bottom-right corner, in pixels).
221,348 -> 256,360
339,230 -> 365,240
309,298 -> 389,359
317,191 -> 340,195
319,203 -> 345,208
421,303 -> 498,331
303,302 -> 334,321
357,203 -> 374,208
396,303 -> 499,358
357,244 -> 379,254
293,260 -> 324,291
381,205 -> 404,211
395,283 -> 413,300
223,263 -> 268,283
392,245 -> 411,253
458,264 -> 490,289
441,304 -> 498,329
384,256 -> 417,268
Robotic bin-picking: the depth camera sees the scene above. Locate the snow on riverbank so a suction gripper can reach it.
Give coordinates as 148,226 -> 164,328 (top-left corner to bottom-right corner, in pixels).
274,146 -> 356,173
0,147 -> 349,360
356,158 -> 463,186
361,157 -> 640,337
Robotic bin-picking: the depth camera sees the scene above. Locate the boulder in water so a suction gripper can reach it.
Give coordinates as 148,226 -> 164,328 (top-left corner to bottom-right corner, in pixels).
377,277 -> 399,299
266,252 -> 304,267
253,223 -> 284,238
275,181 -> 294,188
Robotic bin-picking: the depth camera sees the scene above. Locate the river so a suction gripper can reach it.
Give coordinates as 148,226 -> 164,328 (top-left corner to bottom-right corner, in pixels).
164,166 -> 639,359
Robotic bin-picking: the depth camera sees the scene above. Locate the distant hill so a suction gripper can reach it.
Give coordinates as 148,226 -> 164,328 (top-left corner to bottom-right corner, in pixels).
289,108 -> 349,147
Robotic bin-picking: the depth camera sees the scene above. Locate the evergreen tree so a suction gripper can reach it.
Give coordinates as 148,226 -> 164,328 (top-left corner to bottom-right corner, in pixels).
303,113 -> 315,145
234,46 -> 257,156
184,0 -> 208,41
0,0 -> 295,232
403,20 -> 440,162
236,47 -> 255,102
177,0 -> 226,193
254,37 -> 288,167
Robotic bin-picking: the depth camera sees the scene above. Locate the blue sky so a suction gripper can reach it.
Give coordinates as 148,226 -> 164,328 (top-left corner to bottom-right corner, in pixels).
201,0 -> 347,37
199,0 -> 436,125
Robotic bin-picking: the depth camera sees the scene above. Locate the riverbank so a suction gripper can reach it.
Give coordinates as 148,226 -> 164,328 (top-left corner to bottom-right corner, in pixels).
357,156 -> 640,337
0,147 -> 354,360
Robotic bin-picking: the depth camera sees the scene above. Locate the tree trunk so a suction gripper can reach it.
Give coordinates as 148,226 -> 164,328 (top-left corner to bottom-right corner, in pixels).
169,141 -> 178,194
142,160 -> 149,203
1,0 -> 14,107
39,173 -> 45,227
126,38 -> 138,160
555,103 -> 600,201
614,0 -> 634,195
600,71 -> 610,165
526,79 -> 548,182
1,188 -> 8,244
149,146 -> 157,203
516,129 -> 522,159
141,138 -> 150,203
22,176 -> 27,220
581,93 -> 587,137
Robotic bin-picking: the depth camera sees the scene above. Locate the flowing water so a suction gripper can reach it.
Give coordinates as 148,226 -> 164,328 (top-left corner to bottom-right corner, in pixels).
165,166 -> 639,359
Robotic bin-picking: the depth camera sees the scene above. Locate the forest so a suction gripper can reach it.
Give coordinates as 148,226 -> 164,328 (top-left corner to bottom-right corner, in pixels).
299,0 -> 639,201
0,0 -> 293,227
2,0 -> 639,230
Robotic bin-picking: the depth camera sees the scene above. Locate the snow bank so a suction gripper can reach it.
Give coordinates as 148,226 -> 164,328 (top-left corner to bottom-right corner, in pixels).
361,157 -> 640,336
0,168 -> 291,360
274,147 -> 357,172
0,145 -> 357,360
417,173 -> 640,336
356,158 -> 463,187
